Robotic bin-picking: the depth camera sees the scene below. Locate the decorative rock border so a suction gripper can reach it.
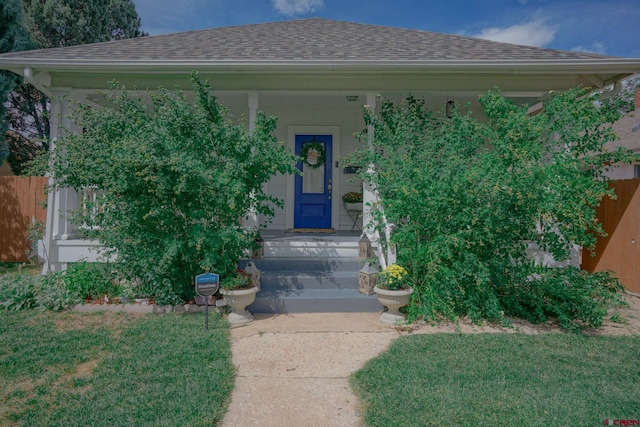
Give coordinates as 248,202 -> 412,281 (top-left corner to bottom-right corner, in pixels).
71,303 -> 223,314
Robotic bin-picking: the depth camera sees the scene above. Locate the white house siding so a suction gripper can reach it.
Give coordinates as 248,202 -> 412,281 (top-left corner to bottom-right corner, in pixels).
605,90 -> 640,180
606,163 -> 636,180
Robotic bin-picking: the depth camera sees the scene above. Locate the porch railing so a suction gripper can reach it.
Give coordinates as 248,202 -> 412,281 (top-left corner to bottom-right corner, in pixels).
364,176 -> 396,270
78,187 -> 104,230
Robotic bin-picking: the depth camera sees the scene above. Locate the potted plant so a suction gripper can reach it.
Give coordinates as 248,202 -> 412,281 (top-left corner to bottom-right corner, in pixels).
374,263 -> 413,324
342,191 -> 363,211
219,269 -> 259,325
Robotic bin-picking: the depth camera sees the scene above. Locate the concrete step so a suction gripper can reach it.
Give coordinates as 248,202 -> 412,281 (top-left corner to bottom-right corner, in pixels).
240,257 -> 363,273
262,239 -> 360,258
249,288 -> 382,314
240,257 -> 362,291
259,271 -> 359,291
237,234 -> 378,313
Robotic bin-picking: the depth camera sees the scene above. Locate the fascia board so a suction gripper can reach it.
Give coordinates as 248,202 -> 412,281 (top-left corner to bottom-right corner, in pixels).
1,58 -> 640,75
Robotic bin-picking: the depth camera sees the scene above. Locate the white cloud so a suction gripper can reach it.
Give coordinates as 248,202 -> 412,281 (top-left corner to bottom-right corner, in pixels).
571,42 -> 607,55
472,19 -> 557,47
271,0 -> 324,17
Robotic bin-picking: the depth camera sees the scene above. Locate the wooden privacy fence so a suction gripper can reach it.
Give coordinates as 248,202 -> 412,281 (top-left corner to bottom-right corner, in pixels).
581,178 -> 640,294
0,176 -> 48,263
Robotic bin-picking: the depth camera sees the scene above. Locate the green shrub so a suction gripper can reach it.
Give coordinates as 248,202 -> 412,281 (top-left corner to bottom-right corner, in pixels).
220,270 -> 252,290
33,73 -> 298,303
62,261 -> 119,301
498,266 -> 624,331
346,88 -> 637,330
35,272 -> 79,311
1,262 -> 124,311
0,274 -> 37,310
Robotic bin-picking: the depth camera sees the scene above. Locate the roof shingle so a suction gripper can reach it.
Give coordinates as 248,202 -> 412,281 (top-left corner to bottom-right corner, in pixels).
0,18 -> 612,62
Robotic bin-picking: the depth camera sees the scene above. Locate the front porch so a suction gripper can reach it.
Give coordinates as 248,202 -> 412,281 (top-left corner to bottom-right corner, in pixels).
40,83 -> 550,276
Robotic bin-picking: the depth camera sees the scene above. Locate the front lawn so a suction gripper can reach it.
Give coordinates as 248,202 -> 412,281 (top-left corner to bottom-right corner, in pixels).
0,310 -> 234,426
351,333 -> 640,427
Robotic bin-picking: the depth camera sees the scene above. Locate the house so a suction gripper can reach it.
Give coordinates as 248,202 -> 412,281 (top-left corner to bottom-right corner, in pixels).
1,18 -> 640,275
607,87 -> 640,180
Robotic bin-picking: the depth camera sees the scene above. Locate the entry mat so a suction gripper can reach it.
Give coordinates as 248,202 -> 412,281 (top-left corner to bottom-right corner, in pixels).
287,228 -> 336,233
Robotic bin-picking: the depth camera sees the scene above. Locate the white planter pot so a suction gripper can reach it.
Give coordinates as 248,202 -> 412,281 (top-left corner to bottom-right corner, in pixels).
374,285 -> 413,325
220,286 -> 259,325
344,202 -> 363,211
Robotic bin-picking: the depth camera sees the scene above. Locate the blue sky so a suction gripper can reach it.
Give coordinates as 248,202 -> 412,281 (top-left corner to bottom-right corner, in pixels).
132,0 -> 640,58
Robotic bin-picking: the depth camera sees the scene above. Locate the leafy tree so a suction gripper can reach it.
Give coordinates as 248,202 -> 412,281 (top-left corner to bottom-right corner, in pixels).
6,84 -> 47,174
346,88 -> 637,330
6,0 -> 146,174
0,0 -> 33,163
34,74 -> 298,303
23,0 -> 146,48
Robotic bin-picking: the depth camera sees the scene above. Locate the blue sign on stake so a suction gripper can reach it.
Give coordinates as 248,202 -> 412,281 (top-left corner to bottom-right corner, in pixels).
196,272 -> 220,331
195,272 -> 219,297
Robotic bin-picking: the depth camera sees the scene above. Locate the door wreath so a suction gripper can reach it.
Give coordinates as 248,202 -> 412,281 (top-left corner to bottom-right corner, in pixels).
301,142 -> 326,169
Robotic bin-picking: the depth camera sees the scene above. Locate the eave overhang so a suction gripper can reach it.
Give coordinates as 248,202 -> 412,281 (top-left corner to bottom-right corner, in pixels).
2,58 -> 640,76
2,57 -> 639,98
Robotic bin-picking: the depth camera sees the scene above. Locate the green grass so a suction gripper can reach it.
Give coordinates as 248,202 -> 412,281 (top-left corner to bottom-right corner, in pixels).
0,310 -> 234,426
351,333 -> 640,427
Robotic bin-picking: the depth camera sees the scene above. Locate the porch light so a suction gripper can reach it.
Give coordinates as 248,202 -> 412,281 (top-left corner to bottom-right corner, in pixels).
446,100 -> 455,118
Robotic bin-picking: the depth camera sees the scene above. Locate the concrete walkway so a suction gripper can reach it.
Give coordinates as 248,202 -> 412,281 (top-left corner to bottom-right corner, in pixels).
221,313 -> 401,427
220,295 -> 640,426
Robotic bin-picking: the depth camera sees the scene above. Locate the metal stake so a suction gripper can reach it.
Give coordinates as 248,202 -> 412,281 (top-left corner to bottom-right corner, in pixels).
205,300 -> 209,330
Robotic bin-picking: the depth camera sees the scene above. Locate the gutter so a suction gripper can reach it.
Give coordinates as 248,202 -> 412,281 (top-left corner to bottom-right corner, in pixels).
2,58 -> 640,75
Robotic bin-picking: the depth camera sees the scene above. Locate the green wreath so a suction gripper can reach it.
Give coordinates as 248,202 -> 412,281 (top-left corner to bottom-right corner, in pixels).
301,142 -> 326,169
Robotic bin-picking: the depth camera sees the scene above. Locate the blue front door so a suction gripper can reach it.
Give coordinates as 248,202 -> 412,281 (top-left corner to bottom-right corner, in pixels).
294,135 -> 332,229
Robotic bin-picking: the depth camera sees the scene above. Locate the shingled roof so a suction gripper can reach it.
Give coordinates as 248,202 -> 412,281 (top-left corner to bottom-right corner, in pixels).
0,17 -> 614,63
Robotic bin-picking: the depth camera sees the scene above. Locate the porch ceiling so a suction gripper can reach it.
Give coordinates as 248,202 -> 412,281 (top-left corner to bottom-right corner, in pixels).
32,65 -> 635,93
68,86 -> 541,115
211,90 -> 542,112
38,67 -> 623,113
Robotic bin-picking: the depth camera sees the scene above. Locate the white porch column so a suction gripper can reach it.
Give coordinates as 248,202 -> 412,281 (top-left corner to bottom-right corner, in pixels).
43,95 -> 72,272
56,95 -> 78,241
363,92 -> 377,240
243,93 -> 259,229
42,101 -> 58,273
248,92 -> 258,132
44,93 -> 82,272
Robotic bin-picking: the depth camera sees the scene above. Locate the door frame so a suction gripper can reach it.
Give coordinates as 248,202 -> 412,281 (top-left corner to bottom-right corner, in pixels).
286,126 -> 340,230
293,134 -> 333,229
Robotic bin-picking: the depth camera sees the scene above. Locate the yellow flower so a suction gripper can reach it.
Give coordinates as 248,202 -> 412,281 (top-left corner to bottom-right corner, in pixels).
380,264 -> 408,290
385,264 -> 407,279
